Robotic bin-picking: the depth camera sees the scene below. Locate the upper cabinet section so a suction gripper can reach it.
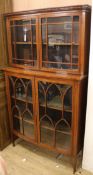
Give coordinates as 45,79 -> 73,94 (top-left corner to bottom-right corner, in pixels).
5,5 -> 91,75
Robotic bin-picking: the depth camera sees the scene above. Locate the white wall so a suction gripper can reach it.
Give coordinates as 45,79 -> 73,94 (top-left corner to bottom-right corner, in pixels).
82,1 -> 93,173
12,0 -> 91,11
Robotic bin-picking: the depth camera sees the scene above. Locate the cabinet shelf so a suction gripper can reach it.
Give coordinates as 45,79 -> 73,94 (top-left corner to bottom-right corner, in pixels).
11,95 -> 32,104
41,21 -> 79,25
42,61 -> 78,66
13,42 -> 36,45
11,24 -> 36,27
14,115 -> 34,125
42,42 -> 79,46
41,124 -> 71,135
39,95 -> 72,112
12,58 -> 36,64
40,103 -> 72,112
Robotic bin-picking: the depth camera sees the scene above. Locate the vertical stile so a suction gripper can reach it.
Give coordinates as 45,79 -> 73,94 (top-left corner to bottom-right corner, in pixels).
46,18 -> 48,62
13,21 -> 17,63
71,16 -> 73,70
30,19 -> 34,66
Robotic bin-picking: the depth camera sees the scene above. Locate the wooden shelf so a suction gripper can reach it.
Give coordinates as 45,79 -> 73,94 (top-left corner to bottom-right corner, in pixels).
42,61 -> 78,66
40,124 -> 71,135
14,115 -> 34,125
41,21 -> 79,25
11,95 -> 32,104
39,96 -> 72,112
42,42 -> 79,46
11,24 -> 36,27
13,42 -> 36,45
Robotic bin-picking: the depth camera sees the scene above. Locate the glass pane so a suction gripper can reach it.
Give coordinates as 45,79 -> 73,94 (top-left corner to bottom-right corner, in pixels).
12,25 -> 31,42
56,132 -> 71,149
73,16 -> 79,44
24,122 -> 34,138
16,101 -> 26,113
14,20 -> 31,25
43,45 -> 71,69
64,88 -> 72,111
40,127 -> 54,146
27,81 -> 32,101
47,16 -> 72,23
12,44 -> 33,65
42,25 -> 46,43
15,79 -> 26,99
72,45 -> 78,63
32,25 -> 36,43
13,118 -> 23,133
31,18 -> 36,24
42,44 -> 46,60
48,24 -> 72,44
23,110 -> 33,121
33,44 -> 37,60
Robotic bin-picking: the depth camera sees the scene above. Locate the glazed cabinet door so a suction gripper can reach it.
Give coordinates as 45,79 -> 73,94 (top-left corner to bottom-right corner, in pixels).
36,78 -> 73,154
6,75 -> 36,143
7,16 -> 38,68
40,14 -> 80,73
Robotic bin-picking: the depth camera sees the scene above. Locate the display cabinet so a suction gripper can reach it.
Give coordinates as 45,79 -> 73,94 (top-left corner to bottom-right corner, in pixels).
3,5 -> 91,173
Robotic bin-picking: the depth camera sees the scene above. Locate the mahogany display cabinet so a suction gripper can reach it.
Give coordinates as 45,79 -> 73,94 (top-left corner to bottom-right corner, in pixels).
3,5 -> 91,172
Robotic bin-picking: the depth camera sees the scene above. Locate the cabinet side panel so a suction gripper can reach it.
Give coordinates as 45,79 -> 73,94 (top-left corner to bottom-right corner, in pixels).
0,75 -> 10,150
77,78 -> 88,153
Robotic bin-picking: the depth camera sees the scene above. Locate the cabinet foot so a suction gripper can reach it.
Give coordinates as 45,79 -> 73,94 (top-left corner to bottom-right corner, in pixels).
73,156 -> 77,174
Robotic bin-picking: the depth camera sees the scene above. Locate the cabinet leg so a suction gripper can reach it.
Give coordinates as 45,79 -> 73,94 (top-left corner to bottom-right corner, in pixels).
12,135 -> 15,147
73,156 -> 77,174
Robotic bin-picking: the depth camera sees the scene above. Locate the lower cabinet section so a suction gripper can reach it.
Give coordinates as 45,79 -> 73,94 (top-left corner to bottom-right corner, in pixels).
37,79 -> 72,154
5,72 -> 87,172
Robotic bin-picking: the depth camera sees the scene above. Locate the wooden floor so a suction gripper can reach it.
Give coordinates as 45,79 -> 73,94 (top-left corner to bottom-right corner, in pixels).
0,140 -> 93,175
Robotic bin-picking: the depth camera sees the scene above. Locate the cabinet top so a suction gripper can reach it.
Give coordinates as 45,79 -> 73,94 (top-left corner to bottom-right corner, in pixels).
4,5 -> 91,17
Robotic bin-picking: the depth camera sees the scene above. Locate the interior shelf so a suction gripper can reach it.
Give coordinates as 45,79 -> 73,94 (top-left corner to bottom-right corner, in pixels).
39,96 -> 72,112
13,42 -> 36,45
14,115 -> 34,125
40,124 -> 71,135
42,43 -> 79,46
11,95 -> 32,104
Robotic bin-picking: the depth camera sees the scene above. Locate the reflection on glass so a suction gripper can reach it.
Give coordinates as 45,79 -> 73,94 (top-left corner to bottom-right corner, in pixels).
13,118 -> 23,133
40,127 -> 54,145
47,17 -> 72,23
48,24 -> 72,44
73,16 -> 79,44
15,79 -> 25,98
42,25 -> 46,43
32,25 -> 36,43
72,45 -> 78,63
42,45 -> 71,69
24,122 -> 34,138
56,132 -> 71,149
